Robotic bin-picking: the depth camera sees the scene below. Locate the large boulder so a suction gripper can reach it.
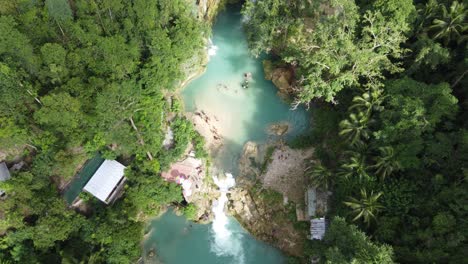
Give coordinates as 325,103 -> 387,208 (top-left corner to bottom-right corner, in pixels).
271,67 -> 294,96
267,122 -> 290,136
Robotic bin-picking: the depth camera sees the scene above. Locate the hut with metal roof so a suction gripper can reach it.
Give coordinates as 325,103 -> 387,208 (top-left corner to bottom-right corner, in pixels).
83,160 -> 126,204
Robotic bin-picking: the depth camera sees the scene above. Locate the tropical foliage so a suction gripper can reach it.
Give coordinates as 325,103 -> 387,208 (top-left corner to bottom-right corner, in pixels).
0,0 -> 209,262
244,0 -> 468,263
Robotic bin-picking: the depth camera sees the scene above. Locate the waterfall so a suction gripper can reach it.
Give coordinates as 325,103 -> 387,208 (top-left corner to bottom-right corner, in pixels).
207,38 -> 218,57
210,173 -> 244,264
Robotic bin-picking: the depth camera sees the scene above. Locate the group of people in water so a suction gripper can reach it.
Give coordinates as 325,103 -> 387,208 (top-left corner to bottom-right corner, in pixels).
242,72 -> 252,89
216,72 -> 253,92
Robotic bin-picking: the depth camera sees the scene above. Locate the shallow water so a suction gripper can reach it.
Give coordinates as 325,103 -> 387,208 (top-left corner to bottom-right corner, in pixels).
144,5 -> 310,264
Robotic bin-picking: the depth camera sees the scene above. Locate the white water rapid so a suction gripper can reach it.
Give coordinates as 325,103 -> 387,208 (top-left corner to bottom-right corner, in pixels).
211,173 -> 245,264
207,38 -> 218,57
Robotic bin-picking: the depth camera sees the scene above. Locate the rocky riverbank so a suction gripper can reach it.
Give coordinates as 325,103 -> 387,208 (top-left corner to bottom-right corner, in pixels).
228,140 -> 314,256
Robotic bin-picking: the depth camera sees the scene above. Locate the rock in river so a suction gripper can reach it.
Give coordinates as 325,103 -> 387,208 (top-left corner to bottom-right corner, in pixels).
267,122 -> 290,136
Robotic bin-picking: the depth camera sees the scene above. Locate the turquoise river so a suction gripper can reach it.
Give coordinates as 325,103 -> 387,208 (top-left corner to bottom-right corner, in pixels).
144,5 -> 310,264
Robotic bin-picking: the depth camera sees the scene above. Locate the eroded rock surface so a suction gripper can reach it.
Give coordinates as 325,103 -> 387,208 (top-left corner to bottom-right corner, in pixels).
267,122 -> 290,136
263,60 -> 297,100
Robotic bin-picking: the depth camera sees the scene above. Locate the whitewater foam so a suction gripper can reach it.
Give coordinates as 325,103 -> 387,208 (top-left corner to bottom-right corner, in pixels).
207,38 -> 218,57
210,173 -> 244,264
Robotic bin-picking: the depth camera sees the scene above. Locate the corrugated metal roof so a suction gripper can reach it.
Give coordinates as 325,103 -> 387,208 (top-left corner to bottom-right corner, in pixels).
310,217 -> 326,240
0,162 -> 11,182
83,160 -> 125,203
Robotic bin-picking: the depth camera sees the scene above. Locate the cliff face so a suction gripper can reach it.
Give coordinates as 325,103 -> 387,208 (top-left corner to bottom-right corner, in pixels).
179,0 -> 231,87
196,0 -> 225,23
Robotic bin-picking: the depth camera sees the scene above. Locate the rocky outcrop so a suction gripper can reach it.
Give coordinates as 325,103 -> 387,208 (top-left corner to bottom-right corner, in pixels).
196,0 -> 225,23
263,60 -> 295,99
267,122 -> 290,136
186,110 -> 223,152
228,185 -> 306,257
271,68 -> 294,96
238,141 -> 270,181
263,60 -> 274,80
188,176 -> 219,223
227,141 -> 316,256
228,188 -> 256,221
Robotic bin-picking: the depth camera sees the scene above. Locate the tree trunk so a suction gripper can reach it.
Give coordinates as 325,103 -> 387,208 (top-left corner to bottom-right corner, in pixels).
24,86 -> 42,105
56,20 -> 65,37
128,116 -> 153,161
452,69 -> 468,88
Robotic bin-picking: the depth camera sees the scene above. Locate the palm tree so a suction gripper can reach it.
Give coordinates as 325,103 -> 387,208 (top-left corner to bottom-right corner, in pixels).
344,188 -> 383,226
415,0 -> 440,34
349,92 -> 373,115
429,1 -> 467,45
349,87 -> 385,117
338,152 -> 369,181
339,112 -> 370,146
305,162 -> 333,190
371,146 -> 402,180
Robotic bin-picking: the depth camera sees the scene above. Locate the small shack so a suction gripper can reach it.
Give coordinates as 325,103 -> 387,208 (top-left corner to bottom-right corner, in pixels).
83,160 -> 126,204
0,162 -> 11,197
310,217 -> 326,240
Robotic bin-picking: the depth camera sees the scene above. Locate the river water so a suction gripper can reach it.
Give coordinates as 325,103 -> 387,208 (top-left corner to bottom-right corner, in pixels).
144,5 -> 309,264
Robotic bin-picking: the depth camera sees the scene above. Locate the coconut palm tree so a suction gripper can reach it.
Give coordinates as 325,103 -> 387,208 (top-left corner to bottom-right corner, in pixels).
415,0 -> 440,34
306,162 -> 333,190
349,87 -> 385,117
429,1 -> 467,45
338,152 -> 369,181
344,188 -> 383,226
349,92 -> 373,115
372,146 -> 402,180
339,112 -> 370,147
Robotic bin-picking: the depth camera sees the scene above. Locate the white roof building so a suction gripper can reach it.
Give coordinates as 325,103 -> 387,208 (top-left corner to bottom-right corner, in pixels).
83,160 -> 126,204
310,217 -> 326,240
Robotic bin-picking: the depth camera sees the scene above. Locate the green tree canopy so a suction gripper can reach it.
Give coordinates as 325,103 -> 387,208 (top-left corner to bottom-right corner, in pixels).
323,217 -> 394,263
